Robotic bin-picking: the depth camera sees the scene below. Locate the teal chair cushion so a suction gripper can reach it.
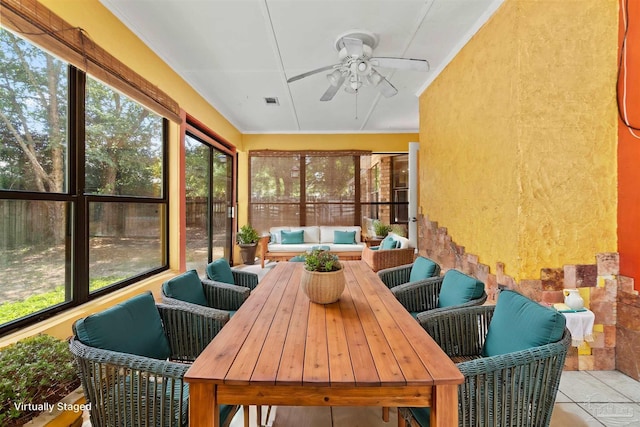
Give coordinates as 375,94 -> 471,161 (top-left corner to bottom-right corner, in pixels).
380,235 -> 398,249
481,290 -> 566,357
437,270 -> 485,308
409,407 -> 431,427
311,245 -> 331,251
162,270 -> 208,307
74,291 -> 171,360
281,230 -> 304,244
289,255 -> 306,262
334,230 -> 356,244
206,258 -> 235,285
409,257 -> 438,282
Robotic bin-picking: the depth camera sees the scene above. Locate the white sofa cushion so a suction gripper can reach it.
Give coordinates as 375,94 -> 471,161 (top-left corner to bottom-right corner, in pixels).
320,226 -> 362,243
269,227 -> 291,244
389,232 -> 410,249
291,226 -> 320,243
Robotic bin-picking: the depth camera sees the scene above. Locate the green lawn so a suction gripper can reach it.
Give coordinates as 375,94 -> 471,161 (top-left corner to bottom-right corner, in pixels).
0,277 -> 123,324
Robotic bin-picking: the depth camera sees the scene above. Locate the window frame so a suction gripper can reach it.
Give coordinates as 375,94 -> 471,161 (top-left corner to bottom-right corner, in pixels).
0,44 -> 170,335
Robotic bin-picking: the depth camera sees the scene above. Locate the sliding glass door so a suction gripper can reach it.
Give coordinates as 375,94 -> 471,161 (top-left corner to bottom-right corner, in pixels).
185,132 -> 234,274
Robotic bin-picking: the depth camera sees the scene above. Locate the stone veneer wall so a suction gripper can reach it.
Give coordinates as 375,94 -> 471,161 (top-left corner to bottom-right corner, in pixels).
418,215 -> 640,379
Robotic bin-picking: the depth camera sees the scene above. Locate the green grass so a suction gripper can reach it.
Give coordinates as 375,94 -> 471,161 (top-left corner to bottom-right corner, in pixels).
0,277 -> 124,324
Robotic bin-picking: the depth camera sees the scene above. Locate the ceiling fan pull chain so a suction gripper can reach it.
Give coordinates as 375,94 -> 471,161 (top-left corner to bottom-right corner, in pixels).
355,89 -> 358,120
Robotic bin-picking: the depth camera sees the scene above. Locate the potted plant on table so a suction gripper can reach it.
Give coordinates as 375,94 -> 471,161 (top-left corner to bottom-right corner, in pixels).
236,224 -> 260,265
373,220 -> 392,239
300,249 -> 345,304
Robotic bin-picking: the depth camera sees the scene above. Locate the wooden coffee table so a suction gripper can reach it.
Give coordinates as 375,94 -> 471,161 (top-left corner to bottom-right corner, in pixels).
185,261 -> 463,427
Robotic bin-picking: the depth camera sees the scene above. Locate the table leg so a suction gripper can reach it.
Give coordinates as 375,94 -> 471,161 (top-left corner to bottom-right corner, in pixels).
257,405 -> 263,426
430,384 -> 458,427
243,406 -> 250,427
382,406 -> 390,422
188,383 -> 217,427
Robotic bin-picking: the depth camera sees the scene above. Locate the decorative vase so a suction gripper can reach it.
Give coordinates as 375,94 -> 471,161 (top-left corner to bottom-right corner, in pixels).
238,243 -> 258,265
300,268 -> 345,304
563,289 -> 584,310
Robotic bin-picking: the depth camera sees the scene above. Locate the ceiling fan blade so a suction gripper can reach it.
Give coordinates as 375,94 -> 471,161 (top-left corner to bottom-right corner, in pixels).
320,74 -> 346,101
370,57 -> 430,72
287,64 -> 340,83
377,77 -> 398,98
342,37 -> 364,58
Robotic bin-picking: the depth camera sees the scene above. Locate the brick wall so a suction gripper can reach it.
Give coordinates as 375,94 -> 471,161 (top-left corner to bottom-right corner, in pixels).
418,214 -> 640,378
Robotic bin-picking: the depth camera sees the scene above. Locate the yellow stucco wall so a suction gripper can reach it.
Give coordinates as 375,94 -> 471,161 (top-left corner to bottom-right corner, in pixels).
419,0 -> 618,280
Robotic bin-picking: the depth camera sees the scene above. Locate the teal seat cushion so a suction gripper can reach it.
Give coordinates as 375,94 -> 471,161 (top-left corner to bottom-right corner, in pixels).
481,290 -> 566,357
380,235 -> 398,249
409,257 -> 438,282
206,259 -> 235,284
311,245 -> 331,251
289,255 -> 306,262
74,291 -> 171,360
162,270 -> 208,307
409,407 -> 431,426
334,230 -> 356,244
437,270 -> 485,308
281,229 -> 304,244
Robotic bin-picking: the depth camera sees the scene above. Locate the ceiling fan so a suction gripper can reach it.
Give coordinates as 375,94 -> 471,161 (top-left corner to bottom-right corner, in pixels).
287,30 -> 429,101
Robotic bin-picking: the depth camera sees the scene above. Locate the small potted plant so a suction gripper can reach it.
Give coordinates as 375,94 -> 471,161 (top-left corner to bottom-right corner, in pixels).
299,249 -> 345,304
236,224 -> 260,265
373,220 -> 392,238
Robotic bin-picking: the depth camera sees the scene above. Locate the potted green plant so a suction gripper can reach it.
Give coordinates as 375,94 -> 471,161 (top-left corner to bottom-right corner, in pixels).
299,249 -> 345,304
373,220 -> 392,238
236,224 -> 260,265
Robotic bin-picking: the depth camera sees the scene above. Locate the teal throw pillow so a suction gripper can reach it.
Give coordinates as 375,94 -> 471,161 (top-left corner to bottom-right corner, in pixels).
206,258 -> 235,284
437,270 -> 485,308
380,235 -> 398,250
74,291 -> 171,360
162,270 -> 208,306
409,256 -> 438,282
481,290 -> 566,357
281,230 -> 304,244
334,230 -> 356,244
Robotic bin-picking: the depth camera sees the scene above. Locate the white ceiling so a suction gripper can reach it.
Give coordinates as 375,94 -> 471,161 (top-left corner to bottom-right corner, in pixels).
99,0 -> 504,134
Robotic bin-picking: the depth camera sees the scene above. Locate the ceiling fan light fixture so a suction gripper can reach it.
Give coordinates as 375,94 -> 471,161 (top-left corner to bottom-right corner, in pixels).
367,70 -> 383,86
327,69 -> 344,87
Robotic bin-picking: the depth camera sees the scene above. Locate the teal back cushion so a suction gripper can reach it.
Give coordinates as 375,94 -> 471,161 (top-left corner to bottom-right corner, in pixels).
380,235 -> 397,250
409,257 -> 438,282
334,230 -> 356,244
437,270 -> 485,308
206,258 -> 235,284
481,290 -> 566,357
162,270 -> 208,306
74,291 -> 171,360
281,230 -> 304,244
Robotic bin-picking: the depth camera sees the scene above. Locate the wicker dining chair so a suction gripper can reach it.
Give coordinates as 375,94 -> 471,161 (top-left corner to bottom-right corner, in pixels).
161,269 -> 250,318
392,269 -> 487,318
377,256 -> 441,290
400,290 -> 571,427
69,291 -> 239,427
206,258 -> 260,290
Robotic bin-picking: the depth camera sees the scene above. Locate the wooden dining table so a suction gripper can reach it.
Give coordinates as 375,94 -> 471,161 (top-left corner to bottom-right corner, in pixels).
184,261 -> 463,427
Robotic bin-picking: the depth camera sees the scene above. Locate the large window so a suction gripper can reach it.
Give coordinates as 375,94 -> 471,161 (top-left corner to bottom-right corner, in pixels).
249,151 -> 407,236
249,151 -> 363,233
0,28 -> 168,334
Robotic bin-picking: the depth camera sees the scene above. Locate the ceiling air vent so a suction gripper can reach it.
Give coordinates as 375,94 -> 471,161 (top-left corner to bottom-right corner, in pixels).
264,97 -> 279,106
